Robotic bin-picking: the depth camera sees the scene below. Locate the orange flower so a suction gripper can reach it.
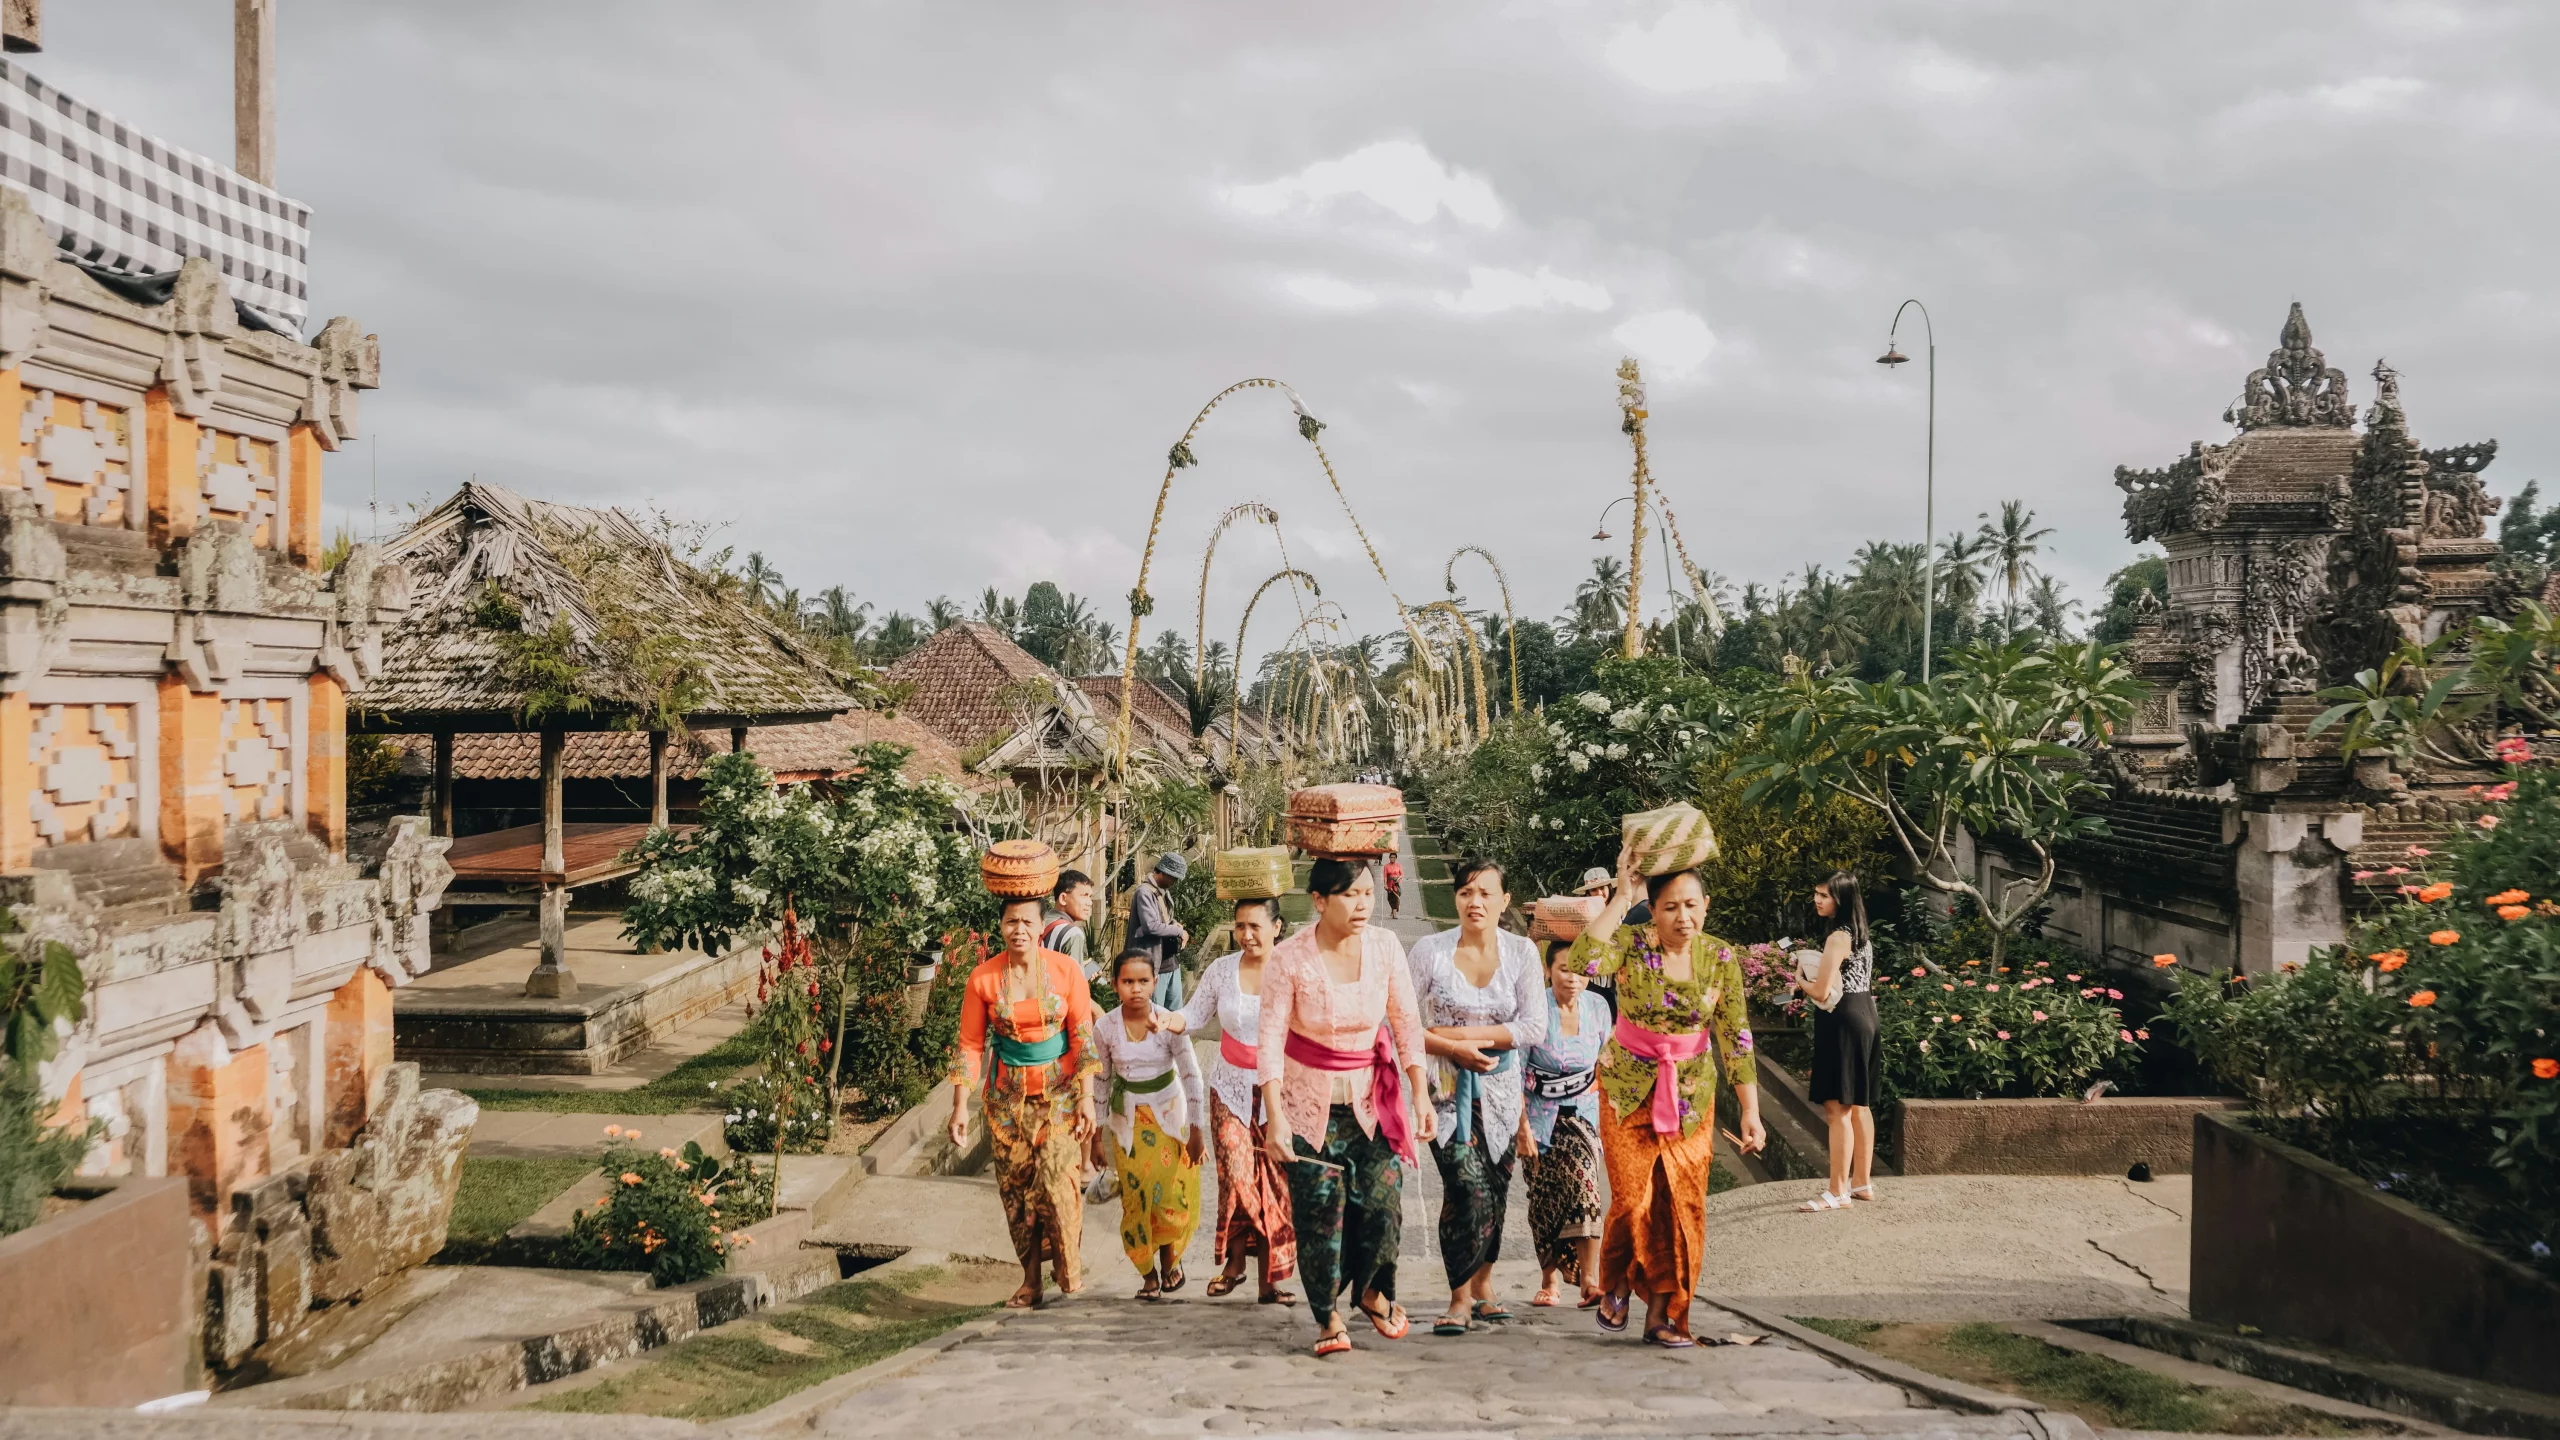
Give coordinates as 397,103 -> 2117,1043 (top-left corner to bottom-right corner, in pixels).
620,1172 -> 643,1186
2486,889 -> 2530,906
2428,930 -> 2460,946
2151,953 -> 2178,968
2377,954 -> 2408,972
2417,882 -> 2454,903
2534,1058 -> 2560,1080
2498,905 -> 2531,922
2478,815 -> 2500,830
2408,990 -> 2437,1007
603,1125 -> 624,1138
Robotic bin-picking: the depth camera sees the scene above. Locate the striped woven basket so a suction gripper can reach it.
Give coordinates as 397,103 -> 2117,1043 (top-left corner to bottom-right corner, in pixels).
1621,803 -> 1717,876
1527,895 -> 1604,944
979,839 -> 1060,899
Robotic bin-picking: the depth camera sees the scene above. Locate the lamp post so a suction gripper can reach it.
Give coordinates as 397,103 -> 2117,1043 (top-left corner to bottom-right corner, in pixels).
1878,299 -> 1936,682
1591,494 -> 1690,661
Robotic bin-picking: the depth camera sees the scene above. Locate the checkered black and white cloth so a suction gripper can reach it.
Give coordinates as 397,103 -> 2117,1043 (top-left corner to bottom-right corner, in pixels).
0,59 -> 310,333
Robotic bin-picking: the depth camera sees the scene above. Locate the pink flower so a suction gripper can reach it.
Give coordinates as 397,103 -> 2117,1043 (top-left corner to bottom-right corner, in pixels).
1942,983 -> 1955,991
1996,1030 -> 2011,1040
2032,1010 -> 2048,1022
2119,1029 -> 2135,1043
1986,983 -> 2000,992
2478,815 -> 2501,830
2135,1029 -> 2150,1040
2407,846 -> 2431,857
1911,967 -> 1927,977
2383,866 -> 2408,876
2485,782 -> 2517,801
2066,974 -> 2081,982
2107,989 -> 2124,1000
2351,871 -> 2380,882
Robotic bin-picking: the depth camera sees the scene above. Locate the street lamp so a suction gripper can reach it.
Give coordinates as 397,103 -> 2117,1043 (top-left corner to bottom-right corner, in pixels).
1590,494 -> 1692,660
1879,299 -> 1937,681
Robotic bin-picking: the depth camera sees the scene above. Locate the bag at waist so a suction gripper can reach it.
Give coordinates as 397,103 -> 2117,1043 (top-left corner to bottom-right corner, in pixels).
1528,1063 -> 1595,1100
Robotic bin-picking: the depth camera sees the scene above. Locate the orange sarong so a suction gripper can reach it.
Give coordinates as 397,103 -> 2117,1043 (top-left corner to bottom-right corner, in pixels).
1595,1092 -> 1717,1333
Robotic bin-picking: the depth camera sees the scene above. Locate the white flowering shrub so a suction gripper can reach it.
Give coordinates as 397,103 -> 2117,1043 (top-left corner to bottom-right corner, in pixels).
623,746 -> 999,1127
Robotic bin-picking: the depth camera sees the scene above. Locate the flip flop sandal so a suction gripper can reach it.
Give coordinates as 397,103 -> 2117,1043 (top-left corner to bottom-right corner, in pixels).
1160,1265 -> 1187,1294
1004,1287 -> 1041,1310
1313,1331 -> 1353,1358
1530,1286 -> 1562,1307
1205,1273 -> 1246,1298
1595,1292 -> 1630,1333
1136,1280 -> 1161,1302
1472,1301 -> 1515,1323
1577,1291 -> 1605,1310
1359,1300 -> 1411,1340
1645,1325 -> 1698,1349
1258,1288 -> 1300,1306
1431,1314 -> 1472,1337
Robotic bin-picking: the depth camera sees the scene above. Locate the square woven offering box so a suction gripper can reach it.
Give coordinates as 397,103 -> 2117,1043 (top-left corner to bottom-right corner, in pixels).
1215,846 -> 1294,900
1285,783 -> 1404,857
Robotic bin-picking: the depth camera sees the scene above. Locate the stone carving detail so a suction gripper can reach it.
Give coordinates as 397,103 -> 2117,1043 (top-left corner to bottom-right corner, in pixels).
195,428 -> 279,543
371,814 -> 453,984
28,702 -> 140,844
2185,609 -> 2236,718
304,1063 -> 476,1305
21,389 -> 132,526
2242,537 -> 2329,712
220,699 -> 295,823
2117,441 -> 2232,543
2226,302 -> 2354,431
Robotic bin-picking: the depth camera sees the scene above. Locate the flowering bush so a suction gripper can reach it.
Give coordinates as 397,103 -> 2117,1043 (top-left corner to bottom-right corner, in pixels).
565,1131 -> 772,1286
1873,950 -> 2137,1100
624,747 -> 996,1130
2164,752 -> 2558,1274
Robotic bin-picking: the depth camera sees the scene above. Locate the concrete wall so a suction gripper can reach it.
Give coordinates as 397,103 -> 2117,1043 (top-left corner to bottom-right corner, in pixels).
2192,1112 -> 2560,1396
0,1177 -> 194,1406
1897,1097 -> 2239,1175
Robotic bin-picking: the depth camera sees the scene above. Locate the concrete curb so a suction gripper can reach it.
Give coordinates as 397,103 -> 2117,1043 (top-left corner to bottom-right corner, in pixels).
717,1250 -> 1011,1436
2007,1320 -> 2452,1435
1698,1293 -> 2098,1440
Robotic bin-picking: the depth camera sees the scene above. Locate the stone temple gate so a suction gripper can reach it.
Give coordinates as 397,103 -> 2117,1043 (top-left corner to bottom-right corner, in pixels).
1964,305 -> 2514,978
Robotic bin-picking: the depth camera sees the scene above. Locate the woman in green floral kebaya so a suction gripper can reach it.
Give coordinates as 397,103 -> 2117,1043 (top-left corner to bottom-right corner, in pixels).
1566,844 -> 1767,1348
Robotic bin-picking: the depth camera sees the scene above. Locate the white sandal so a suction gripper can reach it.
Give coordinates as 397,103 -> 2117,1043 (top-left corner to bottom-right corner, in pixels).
1797,1190 -> 1849,1212
1849,1184 -> 1879,1202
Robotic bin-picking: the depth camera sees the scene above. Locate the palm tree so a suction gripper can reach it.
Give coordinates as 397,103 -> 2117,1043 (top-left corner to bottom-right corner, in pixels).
1977,500 -> 2055,607
976,587 -> 1022,638
1849,541 -> 1927,653
1568,556 -> 1628,645
1141,629 -> 1193,684
814,586 -> 868,641
925,596 -> 963,631
740,552 -> 782,613
2027,575 -> 2077,640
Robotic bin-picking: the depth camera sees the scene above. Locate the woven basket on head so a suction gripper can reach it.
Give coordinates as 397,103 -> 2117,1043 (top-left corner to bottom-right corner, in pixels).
980,838 -> 1060,899
1621,803 -> 1716,876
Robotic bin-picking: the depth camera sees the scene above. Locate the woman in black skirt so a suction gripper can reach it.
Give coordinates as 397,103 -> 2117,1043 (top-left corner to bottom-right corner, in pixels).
1797,871 -> 1877,1212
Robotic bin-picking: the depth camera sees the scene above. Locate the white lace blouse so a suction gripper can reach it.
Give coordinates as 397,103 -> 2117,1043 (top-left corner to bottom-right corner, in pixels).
1176,952 -> 1265,1124
1088,1005 -> 1206,1150
1406,926 -> 1547,1161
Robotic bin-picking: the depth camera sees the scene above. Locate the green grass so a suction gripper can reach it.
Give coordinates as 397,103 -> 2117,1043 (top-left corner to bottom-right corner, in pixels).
436,1156 -> 593,1266
525,1268 -> 991,1419
1786,1319 -> 2400,1435
461,1030 -> 761,1114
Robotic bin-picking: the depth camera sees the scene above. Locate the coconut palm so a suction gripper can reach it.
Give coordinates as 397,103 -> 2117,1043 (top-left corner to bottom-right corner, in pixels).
1567,556 -> 1628,645
1978,500 -> 2056,607
1850,541 -> 1928,653
740,552 -> 782,613
2028,575 -> 2078,640
925,597 -> 963,631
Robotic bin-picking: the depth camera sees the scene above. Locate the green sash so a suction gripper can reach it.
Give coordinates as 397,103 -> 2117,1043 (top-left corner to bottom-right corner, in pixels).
991,1029 -> 1067,1071
1108,1065 -> 1174,1113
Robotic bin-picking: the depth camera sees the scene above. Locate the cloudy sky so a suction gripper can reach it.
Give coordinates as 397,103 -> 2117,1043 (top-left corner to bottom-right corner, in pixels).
32,2 -> 2560,662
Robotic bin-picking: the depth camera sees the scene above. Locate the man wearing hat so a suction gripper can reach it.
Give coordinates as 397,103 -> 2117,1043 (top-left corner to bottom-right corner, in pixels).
1578,865 -> 1638,1021
1128,853 -> 1192,1010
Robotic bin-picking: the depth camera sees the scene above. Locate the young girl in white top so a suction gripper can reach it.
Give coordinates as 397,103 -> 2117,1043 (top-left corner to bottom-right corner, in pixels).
1090,949 -> 1206,1298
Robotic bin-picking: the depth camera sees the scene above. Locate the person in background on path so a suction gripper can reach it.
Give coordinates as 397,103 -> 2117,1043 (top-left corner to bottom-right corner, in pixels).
1521,939 -> 1607,1309
949,895 -> 1100,1309
1569,845 -> 1767,1348
1258,858 -> 1431,1357
1129,853 -> 1192,1011
1406,859 -> 1544,1336
1090,949 -> 1207,1299
1795,871 -> 1880,1212
1160,897 -> 1299,1304
1577,866 -> 1624,1020
1383,856 -> 1405,919
1044,869 -> 1095,982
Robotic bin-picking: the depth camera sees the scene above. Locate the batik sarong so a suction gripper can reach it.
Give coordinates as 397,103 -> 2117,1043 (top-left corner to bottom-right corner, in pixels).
1209,1093 -> 1297,1280
1595,1092 -> 1718,1333
1523,1110 -> 1603,1279
1113,1102 -> 1201,1274
985,1050 -> 1086,1289
1285,1104 -> 1401,1328
1429,1097 -> 1511,1289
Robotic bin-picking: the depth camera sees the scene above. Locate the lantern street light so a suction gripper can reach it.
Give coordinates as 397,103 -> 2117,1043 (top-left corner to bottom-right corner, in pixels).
1878,299 -> 1937,681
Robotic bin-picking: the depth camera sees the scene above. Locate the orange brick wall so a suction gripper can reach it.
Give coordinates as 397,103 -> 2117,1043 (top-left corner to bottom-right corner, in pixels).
167,1035 -> 268,1234
288,422 -> 323,570
0,692 -> 27,870
156,677 -> 223,882
142,386 -> 199,550
322,968 -> 392,1148
0,367 -> 20,489
306,672 -> 346,856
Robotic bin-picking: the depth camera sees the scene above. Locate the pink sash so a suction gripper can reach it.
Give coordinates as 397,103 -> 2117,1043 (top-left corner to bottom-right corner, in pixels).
1284,1024 -> 1415,1164
1218,1031 -> 1258,1071
1613,1016 -> 1712,1134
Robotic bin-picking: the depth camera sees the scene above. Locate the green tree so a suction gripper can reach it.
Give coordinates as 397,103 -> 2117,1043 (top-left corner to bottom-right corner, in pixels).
2091,554 -> 2168,644
1978,500 -> 2055,608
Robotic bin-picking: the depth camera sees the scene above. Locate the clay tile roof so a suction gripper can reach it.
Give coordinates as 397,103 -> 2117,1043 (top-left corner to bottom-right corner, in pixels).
1070,676 -> 1203,766
2224,429 -> 2360,497
883,622 -> 1069,751
367,481 -> 860,727
393,711 -> 984,787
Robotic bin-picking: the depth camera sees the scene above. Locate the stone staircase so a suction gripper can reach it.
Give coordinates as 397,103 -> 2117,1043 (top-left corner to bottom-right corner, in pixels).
26,836 -> 192,930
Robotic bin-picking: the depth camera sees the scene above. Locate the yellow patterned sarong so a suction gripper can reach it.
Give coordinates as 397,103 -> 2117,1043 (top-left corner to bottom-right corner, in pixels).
1113,1102 -> 1200,1274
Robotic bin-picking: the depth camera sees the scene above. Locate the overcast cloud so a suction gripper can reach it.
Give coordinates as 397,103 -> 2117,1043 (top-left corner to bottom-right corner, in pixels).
33,2 -> 2560,660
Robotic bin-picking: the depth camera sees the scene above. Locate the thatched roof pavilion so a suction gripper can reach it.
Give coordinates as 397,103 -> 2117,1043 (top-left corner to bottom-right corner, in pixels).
363,481 -> 861,996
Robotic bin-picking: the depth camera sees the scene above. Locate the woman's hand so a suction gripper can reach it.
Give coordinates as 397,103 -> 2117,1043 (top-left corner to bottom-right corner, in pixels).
1157,1008 -> 1189,1036
1516,1121 -> 1538,1161
1185,1126 -> 1206,1168
1410,1071 -> 1438,1142
1615,840 -> 1643,905
1072,1099 -> 1096,1144
946,1087 -> 970,1147
1735,1093 -> 1767,1155
1445,1037 -> 1496,1074
1263,1113 -> 1296,1168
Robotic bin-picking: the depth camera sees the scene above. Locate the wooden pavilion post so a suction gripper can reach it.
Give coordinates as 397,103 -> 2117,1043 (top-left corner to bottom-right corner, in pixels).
648,729 -> 669,828
524,726 -> 576,998
730,724 -> 749,758
432,731 -> 454,837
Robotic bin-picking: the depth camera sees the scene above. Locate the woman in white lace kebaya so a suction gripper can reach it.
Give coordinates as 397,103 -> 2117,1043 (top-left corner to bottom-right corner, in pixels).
1168,897 -> 1299,1303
